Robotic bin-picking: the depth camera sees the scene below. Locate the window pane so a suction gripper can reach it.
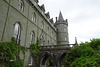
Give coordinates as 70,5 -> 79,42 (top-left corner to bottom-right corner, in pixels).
18,0 -> 23,11
41,21 -> 44,29
30,32 -> 35,43
64,28 -> 66,32
40,36 -> 44,46
13,23 -> 21,44
28,56 -> 33,66
32,13 -> 36,22
65,37 -> 67,41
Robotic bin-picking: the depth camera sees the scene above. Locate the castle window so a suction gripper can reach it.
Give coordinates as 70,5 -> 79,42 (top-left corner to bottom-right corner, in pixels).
18,0 -> 24,12
13,23 -> 21,44
65,36 -> 67,41
52,31 -> 53,37
48,26 -> 49,30
52,31 -> 53,34
32,13 -> 36,22
64,25 -> 67,32
40,35 -> 44,46
64,25 -> 66,27
64,28 -> 66,32
28,56 -> 33,66
48,40 -> 49,44
30,31 -> 35,44
41,21 -> 44,29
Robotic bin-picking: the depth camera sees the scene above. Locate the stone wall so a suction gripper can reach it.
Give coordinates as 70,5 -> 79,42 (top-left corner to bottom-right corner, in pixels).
0,0 -> 57,66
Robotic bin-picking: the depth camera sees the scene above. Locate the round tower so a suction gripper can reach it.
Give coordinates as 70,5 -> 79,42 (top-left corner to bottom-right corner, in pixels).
55,11 -> 69,45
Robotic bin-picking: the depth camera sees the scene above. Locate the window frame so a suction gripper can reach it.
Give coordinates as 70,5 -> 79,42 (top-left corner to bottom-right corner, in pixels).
28,56 -> 33,66
65,36 -> 67,41
13,23 -> 21,44
40,35 -> 44,46
32,12 -> 36,22
18,0 -> 24,12
30,31 -> 35,44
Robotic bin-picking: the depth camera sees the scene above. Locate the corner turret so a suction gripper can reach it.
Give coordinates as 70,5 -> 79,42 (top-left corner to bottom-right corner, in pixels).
55,11 -> 69,45
58,11 -> 64,21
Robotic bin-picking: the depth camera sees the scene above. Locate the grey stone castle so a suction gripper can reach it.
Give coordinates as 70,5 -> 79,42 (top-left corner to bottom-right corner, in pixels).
0,0 -> 69,66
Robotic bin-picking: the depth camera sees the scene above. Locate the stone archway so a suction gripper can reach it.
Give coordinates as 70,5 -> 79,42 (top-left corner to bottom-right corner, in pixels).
59,53 -> 67,67
38,52 -> 56,67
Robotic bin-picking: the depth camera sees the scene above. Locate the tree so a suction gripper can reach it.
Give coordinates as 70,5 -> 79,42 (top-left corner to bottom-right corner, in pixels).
63,38 -> 100,67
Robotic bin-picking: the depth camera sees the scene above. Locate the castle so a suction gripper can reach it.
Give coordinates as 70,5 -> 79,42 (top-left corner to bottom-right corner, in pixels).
0,0 -> 69,66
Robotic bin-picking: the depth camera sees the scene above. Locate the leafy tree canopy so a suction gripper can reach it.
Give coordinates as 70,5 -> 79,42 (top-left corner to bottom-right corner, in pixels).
63,38 -> 100,67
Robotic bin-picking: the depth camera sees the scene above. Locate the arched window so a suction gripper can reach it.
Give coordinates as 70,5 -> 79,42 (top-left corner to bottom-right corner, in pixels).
14,23 -> 21,44
32,13 -> 36,22
65,36 -> 67,41
18,0 -> 24,12
41,21 -> 44,29
48,40 -> 49,44
30,31 -> 35,44
64,25 -> 67,32
40,35 -> 44,46
28,56 -> 33,66
64,28 -> 66,32
64,25 -> 66,27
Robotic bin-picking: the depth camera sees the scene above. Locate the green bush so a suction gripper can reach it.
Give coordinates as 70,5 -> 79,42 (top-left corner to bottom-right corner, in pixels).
63,38 -> 100,67
89,39 -> 100,49
30,38 -> 40,61
6,60 -> 24,67
0,37 -> 24,67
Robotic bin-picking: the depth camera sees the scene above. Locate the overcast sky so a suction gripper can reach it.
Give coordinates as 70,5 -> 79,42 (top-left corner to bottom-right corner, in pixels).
39,0 -> 100,44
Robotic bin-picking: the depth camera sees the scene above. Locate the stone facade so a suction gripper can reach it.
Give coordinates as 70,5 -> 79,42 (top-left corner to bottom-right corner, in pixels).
0,0 -> 69,67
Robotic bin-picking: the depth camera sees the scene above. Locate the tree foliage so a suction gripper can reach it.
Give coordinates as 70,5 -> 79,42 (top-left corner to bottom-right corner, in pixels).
0,37 -> 24,67
30,37 -> 40,61
63,38 -> 100,67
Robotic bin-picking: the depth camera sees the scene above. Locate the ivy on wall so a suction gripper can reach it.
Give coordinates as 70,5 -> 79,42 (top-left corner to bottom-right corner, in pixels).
0,37 -> 26,67
0,37 -> 40,67
30,38 -> 40,61
30,37 -> 40,67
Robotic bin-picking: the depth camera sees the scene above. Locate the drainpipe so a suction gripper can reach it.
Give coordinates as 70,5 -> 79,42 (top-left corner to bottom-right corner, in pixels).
1,0 -> 11,41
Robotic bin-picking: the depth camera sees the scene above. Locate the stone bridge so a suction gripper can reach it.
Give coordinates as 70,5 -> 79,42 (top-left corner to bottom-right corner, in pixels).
38,44 -> 76,67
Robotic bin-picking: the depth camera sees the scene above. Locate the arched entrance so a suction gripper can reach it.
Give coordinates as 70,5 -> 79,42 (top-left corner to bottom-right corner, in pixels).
39,52 -> 56,67
59,53 -> 67,67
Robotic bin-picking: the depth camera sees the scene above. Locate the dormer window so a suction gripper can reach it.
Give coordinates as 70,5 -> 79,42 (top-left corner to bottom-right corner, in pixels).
18,0 -> 24,12
34,0 -> 39,3
32,13 -> 36,22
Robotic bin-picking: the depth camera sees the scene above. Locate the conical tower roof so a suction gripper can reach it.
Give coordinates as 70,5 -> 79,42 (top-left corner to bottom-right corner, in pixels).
58,11 -> 64,21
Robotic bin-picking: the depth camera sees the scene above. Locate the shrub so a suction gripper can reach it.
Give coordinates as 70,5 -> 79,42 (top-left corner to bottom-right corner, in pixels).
0,37 -> 24,67
63,39 -> 100,67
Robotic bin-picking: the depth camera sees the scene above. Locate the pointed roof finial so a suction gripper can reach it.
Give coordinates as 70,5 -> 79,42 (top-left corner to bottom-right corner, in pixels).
58,11 -> 64,21
40,4 -> 45,12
